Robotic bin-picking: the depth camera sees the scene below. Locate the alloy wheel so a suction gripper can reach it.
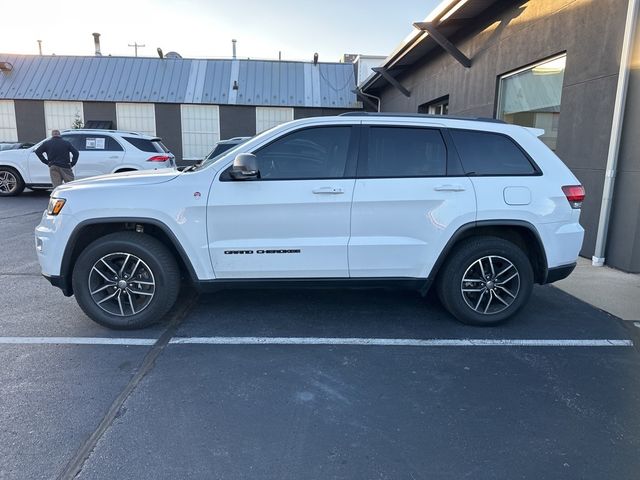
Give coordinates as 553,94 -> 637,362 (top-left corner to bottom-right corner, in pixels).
460,255 -> 520,315
88,252 -> 156,316
0,171 -> 17,194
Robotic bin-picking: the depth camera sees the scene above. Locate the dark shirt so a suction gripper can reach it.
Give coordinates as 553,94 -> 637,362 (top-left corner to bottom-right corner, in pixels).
35,137 -> 79,168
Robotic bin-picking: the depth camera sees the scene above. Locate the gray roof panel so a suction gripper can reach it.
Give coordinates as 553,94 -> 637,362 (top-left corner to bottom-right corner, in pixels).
0,54 -> 359,108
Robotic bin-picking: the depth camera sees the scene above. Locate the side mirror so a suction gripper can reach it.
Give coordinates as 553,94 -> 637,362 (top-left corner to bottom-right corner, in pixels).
229,153 -> 260,180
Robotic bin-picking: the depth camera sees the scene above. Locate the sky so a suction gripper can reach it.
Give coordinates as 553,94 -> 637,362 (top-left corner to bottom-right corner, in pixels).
0,0 -> 441,61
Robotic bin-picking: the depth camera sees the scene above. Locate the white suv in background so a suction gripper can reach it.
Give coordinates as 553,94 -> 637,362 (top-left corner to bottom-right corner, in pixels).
35,113 -> 585,329
0,129 -> 175,196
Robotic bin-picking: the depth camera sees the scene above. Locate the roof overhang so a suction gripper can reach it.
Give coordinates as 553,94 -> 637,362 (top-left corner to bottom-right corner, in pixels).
360,0 -> 505,93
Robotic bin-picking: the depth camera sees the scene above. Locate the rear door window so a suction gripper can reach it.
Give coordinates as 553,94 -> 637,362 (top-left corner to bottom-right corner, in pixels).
360,127 -> 447,178
62,134 -> 123,152
84,135 -> 123,151
449,129 -> 537,175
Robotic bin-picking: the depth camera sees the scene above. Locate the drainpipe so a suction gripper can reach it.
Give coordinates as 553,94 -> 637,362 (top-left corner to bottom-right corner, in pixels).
592,0 -> 639,266
358,88 -> 382,112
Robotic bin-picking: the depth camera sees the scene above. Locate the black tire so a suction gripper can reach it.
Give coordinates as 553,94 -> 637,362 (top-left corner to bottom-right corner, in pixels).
0,166 -> 25,196
72,232 -> 180,329
436,236 -> 534,326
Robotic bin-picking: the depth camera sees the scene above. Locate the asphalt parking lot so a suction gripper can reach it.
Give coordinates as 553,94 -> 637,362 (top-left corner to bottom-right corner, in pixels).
1,191 -> 640,480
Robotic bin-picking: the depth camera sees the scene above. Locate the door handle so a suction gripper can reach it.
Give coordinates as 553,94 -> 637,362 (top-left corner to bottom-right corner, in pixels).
312,186 -> 344,194
434,184 -> 466,192
109,155 -> 119,159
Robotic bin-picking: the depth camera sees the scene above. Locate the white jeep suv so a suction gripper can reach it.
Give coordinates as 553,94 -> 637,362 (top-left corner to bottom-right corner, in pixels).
0,129 -> 175,196
35,113 -> 585,329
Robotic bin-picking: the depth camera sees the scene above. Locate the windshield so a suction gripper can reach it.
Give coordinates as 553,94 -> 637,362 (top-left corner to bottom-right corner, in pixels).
197,127 -> 287,170
198,137 -> 257,169
205,142 -> 241,160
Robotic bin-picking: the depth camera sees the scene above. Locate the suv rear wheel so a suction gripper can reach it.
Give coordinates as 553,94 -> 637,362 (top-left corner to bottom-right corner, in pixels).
437,236 -> 534,325
72,232 -> 180,329
0,166 -> 25,196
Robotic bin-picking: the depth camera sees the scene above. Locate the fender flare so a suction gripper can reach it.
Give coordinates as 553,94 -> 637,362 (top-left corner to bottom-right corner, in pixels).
59,217 -> 199,294
426,219 -> 549,290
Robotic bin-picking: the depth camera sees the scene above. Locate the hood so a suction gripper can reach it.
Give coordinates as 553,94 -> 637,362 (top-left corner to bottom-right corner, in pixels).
54,168 -> 181,193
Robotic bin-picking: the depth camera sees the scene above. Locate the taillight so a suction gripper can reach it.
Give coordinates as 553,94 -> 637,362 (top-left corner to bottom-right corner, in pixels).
147,155 -> 170,162
562,185 -> 585,209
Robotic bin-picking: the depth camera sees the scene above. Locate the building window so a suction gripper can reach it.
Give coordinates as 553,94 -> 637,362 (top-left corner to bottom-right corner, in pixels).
0,100 -> 18,142
116,103 -> 156,136
419,96 -> 449,116
256,107 -> 294,134
181,105 -> 220,160
44,101 -> 83,133
497,54 -> 566,150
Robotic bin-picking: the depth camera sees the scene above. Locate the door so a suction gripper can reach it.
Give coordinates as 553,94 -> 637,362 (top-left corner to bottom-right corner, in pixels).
207,125 -> 358,278
66,134 -> 125,179
26,144 -> 51,184
349,125 -> 476,278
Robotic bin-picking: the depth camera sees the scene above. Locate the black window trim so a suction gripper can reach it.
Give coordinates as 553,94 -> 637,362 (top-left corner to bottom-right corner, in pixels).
219,125 -> 360,182
445,127 -> 543,178
355,125 -> 453,179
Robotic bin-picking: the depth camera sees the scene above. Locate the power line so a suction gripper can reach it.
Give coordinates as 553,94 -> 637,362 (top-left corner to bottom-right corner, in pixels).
127,42 -> 146,57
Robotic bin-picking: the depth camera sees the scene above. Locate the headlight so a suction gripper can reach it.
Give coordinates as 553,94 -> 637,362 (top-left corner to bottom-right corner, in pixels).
47,197 -> 66,215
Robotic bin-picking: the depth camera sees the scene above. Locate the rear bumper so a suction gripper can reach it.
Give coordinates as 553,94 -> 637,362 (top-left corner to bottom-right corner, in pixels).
543,262 -> 576,284
43,274 -> 73,296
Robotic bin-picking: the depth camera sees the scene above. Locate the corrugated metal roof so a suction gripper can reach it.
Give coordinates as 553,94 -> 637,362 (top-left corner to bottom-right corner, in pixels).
0,54 -> 359,108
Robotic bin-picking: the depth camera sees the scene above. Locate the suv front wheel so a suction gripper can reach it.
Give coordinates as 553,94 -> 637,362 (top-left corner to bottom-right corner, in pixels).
0,166 -> 25,196
437,236 -> 534,325
72,232 -> 180,329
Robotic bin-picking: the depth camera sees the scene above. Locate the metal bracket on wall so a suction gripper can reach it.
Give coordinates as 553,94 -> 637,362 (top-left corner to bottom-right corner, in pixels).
351,89 -> 379,111
371,67 -> 411,98
413,22 -> 472,68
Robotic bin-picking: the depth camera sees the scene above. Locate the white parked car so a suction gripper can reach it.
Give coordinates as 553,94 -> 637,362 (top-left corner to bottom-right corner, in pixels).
35,113 -> 585,329
0,129 -> 175,196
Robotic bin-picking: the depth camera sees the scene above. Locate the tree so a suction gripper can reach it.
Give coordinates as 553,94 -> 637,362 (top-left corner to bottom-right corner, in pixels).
71,113 -> 84,129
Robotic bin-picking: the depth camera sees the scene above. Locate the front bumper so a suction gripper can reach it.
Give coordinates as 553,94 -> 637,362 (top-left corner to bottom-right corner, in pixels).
35,211 -> 75,283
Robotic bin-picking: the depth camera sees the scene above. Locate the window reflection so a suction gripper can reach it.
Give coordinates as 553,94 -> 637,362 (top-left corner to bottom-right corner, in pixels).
498,55 -> 566,150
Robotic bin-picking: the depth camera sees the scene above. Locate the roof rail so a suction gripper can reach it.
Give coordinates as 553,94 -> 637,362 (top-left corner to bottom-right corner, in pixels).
338,112 -> 506,124
60,129 -> 144,136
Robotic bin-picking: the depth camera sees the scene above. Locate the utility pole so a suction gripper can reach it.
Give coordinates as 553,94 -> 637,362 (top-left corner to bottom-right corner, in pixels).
127,42 -> 146,57
37,40 -> 42,55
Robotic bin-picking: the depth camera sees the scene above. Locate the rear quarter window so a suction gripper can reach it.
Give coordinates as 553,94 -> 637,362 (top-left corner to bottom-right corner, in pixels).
123,137 -> 169,153
449,129 -> 537,176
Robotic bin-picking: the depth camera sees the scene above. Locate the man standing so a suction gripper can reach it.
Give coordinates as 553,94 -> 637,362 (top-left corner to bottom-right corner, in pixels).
35,130 -> 79,188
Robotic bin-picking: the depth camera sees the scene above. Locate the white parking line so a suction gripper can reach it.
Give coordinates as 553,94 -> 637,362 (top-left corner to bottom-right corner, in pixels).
0,336 -> 633,347
169,337 -> 634,347
0,337 -> 156,346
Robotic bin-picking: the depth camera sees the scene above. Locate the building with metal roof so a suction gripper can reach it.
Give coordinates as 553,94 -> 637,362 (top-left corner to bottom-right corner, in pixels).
0,54 -> 361,160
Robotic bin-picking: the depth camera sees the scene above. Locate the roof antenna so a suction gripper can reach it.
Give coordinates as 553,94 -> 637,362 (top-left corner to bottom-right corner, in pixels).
313,52 -> 318,66
157,47 -> 164,59
37,40 -> 43,56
